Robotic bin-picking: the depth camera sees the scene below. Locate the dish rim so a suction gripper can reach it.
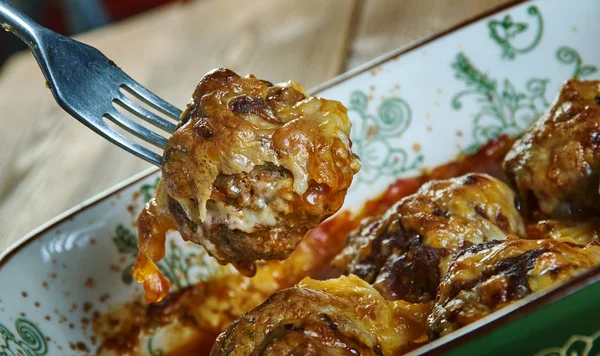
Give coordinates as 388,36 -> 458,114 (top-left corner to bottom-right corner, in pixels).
9,1 -> 587,354
0,0 -> 529,267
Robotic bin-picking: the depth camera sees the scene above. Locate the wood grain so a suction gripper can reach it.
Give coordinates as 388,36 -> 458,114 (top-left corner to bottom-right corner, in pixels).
0,0 -> 356,252
0,0 -> 514,253
346,0 -> 511,69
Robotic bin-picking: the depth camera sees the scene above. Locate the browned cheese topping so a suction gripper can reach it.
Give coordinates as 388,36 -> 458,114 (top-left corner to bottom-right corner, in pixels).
504,80 -> 600,218
526,218 -> 600,245
332,173 -> 525,303
133,68 -> 360,302
211,275 -> 430,356
99,79 -> 600,354
428,238 -> 600,339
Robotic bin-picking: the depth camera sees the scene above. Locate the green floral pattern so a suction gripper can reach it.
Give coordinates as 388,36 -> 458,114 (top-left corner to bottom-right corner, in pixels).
489,6 -> 597,79
348,91 -> 423,185
0,319 -> 47,356
468,5 -> 599,153
488,5 -> 543,60
112,181 -> 218,290
451,53 -> 550,153
140,178 -> 160,204
113,224 -> 215,289
556,47 -> 598,78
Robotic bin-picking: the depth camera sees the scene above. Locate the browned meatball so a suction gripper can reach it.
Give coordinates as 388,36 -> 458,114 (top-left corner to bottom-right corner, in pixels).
428,239 -> 600,339
332,173 -> 524,303
211,275 -> 430,356
504,80 -> 600,218
132,69 -> 360,302
526,219 -> 600,245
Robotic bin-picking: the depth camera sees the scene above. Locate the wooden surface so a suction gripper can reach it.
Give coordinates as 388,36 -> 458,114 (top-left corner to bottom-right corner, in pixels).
0,0 -> 512,252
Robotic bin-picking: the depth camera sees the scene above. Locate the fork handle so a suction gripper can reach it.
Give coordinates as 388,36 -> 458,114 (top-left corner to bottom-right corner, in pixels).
0,0 -> 43,50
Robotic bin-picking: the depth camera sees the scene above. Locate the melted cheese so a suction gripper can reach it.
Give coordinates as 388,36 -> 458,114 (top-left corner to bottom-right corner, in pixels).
206,200 -> 278,233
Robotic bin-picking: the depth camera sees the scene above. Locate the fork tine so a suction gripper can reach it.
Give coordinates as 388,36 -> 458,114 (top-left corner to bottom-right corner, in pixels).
104,111 -> 168,149
96,123 -> 163,166
122,81 -> 182,120
114,96 -> 177,134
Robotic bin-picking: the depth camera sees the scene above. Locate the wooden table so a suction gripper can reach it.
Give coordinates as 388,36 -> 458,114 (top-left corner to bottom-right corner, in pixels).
0,0 -> 511,252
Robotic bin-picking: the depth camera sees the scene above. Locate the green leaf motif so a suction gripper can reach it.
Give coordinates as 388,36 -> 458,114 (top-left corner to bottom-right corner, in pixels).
451,53 -> 550,150
501,79 -> 524,112
0,319 -> 48,356
114,173 -> 226,289
579,65 -> 598,77
111,223 -> 216,290
121,262 -> 135,285
112,224 -> 138,256
488,5 -> 543,60
348,91 -> 423,186
451,53 -> 497,98
556,46 -> 598,79
140,178 -> 160,204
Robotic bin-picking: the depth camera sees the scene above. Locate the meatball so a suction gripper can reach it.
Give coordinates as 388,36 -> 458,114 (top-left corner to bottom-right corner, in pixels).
428,239 -> 600,339
211,275 -> 430,356
526,219 -> 600,245
332,173 -> 524,303
133,69 -> 360,302
504,80 -> 600,218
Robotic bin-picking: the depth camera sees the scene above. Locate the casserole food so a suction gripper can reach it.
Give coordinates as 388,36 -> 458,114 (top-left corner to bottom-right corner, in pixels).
96,135 -> 515,355
2,1 -> 600,354
133,69 -> 360,303
112,76 -> 600,355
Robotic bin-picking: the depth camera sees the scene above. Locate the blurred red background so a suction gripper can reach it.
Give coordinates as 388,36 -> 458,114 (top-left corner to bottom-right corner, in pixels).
0,0 -> 189,66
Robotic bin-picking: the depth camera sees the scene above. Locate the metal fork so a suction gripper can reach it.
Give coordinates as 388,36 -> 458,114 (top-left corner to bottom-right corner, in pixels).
0,0 -> 181,166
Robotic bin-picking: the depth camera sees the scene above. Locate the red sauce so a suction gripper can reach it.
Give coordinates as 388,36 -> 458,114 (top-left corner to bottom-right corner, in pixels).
306,135 -> 514,264
96,135 -> 513,355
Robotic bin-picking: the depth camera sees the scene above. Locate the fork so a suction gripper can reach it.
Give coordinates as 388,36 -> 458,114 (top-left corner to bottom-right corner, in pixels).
0,0 -> 181,166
